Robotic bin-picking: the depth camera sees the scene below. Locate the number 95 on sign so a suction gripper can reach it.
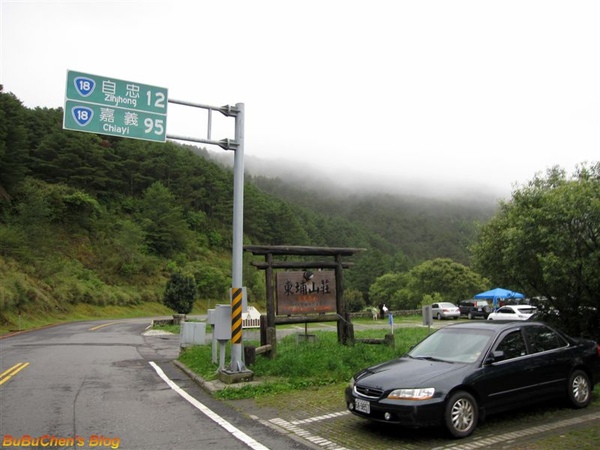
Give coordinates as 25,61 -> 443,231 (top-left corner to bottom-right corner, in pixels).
63,100 -> 167,143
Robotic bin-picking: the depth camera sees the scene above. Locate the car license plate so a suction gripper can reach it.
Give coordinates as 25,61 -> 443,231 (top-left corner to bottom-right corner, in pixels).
355,398 -> 370,414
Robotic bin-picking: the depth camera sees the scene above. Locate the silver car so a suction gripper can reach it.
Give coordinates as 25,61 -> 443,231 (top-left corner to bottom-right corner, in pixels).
431,302 -> 460,320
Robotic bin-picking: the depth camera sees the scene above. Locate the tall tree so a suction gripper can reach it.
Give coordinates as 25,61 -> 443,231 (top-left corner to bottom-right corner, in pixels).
406,258 -> 488,305
137,182 -> 192,257
163,270 -> 197,315
346,249 -> 393,302
28,129 -> 122,198
0,88 -> 29,197
368,272 -> 409,308
472,164 -> 600,339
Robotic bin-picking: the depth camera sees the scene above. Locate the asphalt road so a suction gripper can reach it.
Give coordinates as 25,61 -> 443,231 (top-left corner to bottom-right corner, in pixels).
0,318 -> 312,450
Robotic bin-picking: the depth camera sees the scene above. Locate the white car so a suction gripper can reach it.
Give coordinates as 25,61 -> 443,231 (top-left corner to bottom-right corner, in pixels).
431,302 -> 460,320
487,305 -> 538,321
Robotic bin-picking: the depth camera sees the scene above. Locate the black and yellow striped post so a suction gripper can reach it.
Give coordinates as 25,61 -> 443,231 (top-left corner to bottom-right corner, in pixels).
227,287 -> 249,374
231,287 -> 243,345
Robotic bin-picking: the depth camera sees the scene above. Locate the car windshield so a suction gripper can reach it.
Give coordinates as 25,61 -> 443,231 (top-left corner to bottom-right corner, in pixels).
408,328 -> 495,363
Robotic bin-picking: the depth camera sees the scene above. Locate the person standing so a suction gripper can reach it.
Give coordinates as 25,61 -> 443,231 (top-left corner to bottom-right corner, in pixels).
371,306 -> 379,320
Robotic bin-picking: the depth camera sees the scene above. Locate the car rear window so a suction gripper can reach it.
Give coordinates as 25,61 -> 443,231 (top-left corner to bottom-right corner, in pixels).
524,326 -> 568,353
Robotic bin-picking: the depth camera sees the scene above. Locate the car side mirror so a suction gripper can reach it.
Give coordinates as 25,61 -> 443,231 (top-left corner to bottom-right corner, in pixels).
485,350 -> 505,365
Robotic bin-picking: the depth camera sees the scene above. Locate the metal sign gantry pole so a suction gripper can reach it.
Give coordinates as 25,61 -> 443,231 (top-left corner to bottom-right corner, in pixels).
167,99 -> 248,374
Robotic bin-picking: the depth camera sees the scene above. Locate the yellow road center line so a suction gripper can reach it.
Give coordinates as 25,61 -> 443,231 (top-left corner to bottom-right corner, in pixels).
0,362 -> 29,386
88,322 -> 117,331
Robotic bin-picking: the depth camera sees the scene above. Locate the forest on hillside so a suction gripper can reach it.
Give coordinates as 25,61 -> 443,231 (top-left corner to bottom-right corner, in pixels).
0,88 -> 497,326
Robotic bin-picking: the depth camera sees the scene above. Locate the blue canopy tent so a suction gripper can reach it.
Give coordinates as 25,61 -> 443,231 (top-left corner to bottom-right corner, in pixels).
474,287 -> 525,309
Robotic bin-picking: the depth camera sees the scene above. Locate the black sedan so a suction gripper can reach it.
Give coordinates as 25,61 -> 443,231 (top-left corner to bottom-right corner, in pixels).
345,321 -> 600,438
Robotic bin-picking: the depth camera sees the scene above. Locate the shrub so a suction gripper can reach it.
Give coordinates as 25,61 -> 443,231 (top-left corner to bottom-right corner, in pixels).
344,288 -> 366,312
163,271 -> 196,314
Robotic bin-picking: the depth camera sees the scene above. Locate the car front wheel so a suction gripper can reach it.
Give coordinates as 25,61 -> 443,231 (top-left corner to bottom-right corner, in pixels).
444,391 -> 478,438
567,370 -> 591,408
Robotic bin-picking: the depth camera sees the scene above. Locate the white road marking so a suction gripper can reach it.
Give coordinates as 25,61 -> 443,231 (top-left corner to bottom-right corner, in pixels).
291,411 -> 350,425
149,361 -> 269,450
269,417 -> 349,450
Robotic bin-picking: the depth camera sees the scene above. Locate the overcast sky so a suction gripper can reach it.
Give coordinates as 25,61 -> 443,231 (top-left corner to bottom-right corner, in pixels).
1,0 -> 598,200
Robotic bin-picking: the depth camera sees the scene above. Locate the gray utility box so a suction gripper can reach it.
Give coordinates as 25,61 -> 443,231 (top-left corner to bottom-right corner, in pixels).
422,305 -> 433,326
207,309 -> 216,327
214,304 -> 232,341
180,322 -> 207,348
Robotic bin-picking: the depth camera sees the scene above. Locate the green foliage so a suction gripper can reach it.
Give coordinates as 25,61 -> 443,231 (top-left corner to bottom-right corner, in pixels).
344,288 -> 365,312
163,271 -> 197,314
179,327 -> 431,400
406,258 -> 489,305
421,292 -> 444,307
138,182 -> 193,257
369,258 -> 488,309
0,89 -> 28,194
253,176 -> 495,264
28,127 -> 124,200
0,225 -> 26,258
100,219 -> 154,277
369,272 -> 409,309
0,257 -> 53,314
61,190 -> 102,228
346,250 -> 395,302
188,262 -> 230,302
472,164 -> 600,340
244,184 -> 310,245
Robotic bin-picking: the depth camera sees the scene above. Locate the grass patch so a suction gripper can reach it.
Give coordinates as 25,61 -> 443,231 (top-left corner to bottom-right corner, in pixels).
152,323 -> 182,334
178,327 -> 431,400
520,424 -> 600,449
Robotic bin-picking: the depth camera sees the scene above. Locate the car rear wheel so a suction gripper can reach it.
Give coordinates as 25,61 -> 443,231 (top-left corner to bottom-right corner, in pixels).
444,391 -> 478,438
437,313 -> 442,320
567,370 -> 591,408
467,312 -> 473,320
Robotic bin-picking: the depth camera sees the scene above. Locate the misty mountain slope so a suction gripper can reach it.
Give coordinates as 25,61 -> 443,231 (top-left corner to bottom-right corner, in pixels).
204,148 -> 498,265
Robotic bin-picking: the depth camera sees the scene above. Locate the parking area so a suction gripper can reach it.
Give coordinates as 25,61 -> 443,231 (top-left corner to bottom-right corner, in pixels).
226,389 -> 600,450
182,317 -> 600,449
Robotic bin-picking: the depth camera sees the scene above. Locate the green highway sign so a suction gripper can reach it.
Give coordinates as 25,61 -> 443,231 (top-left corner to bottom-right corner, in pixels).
63,70 -> 168,142
64,100 -> 166,141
